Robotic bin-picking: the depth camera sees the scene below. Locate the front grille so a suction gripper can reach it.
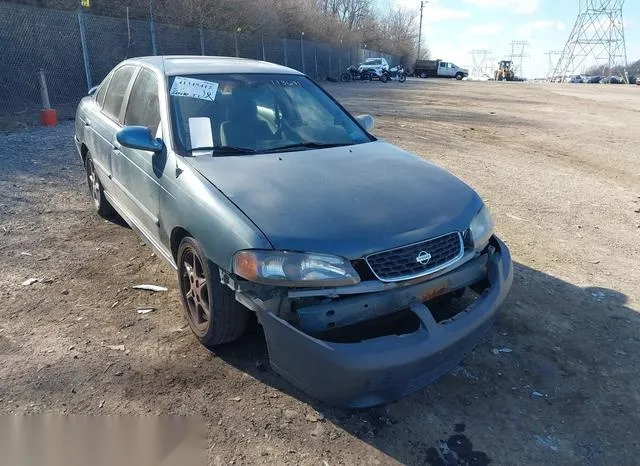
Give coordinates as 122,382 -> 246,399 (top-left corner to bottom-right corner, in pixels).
365,232 -> 463,282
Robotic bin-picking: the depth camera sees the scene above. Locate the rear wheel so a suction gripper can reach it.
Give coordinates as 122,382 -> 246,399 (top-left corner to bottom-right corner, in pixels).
85,154 -> 114,217
419,72 -> 427,78
177,237 -> 248,348
380,73 -> 389,83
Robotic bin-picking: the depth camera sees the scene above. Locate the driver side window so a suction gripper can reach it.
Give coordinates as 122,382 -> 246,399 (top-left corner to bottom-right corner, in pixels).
124,68 -> 160,136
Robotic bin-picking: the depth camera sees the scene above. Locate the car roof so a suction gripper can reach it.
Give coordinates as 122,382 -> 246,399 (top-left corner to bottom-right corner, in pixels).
122,56 -> 303,76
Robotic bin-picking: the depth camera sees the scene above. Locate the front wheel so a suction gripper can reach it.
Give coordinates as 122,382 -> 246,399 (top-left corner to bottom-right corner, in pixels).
398,73 -> 407,83
177,237 -> 248,348
455,73 -> 464,80
339,72 -> 351,82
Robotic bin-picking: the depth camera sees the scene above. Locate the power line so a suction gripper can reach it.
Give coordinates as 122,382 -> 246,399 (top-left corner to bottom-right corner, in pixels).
553,0 -> 628,83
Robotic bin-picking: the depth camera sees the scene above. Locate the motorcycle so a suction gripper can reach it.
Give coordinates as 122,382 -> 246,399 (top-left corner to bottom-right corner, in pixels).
340,65 -> 373,82
382,65 -> 407,83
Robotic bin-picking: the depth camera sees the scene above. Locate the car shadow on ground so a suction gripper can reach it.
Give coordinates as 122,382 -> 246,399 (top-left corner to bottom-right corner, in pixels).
213,261 -> 640,465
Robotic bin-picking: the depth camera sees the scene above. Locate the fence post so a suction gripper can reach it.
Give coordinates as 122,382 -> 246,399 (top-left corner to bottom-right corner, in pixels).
300,36 -> 305,73
314,45 -> 318,79
199,27 -> 205,55
149,2 -> 158,55
39,69 -> 51,110
77,8 -> 92,91
283,38 -> 288,66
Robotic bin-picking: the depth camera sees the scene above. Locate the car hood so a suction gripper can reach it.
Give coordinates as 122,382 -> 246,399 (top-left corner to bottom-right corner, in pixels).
188,141 -> 482,259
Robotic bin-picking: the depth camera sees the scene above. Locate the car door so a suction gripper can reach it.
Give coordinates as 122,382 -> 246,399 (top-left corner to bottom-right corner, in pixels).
83,72 -> 112,180
445,63 -> 456,77
438,61 -> 448,77
112,67 -> 163,241
88,66 -> 137,195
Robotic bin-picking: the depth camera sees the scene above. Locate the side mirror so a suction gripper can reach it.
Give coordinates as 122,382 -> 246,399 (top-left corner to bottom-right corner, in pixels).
356,114 -> 375,132
116,126 -> 163,153
88,86 -> 99,96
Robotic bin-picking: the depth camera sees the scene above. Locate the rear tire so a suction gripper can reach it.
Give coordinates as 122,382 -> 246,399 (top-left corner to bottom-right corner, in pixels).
85,154 -> 114,218
177,237 -> 248,348
419,72 -> 427,78
380,73 -> 389,83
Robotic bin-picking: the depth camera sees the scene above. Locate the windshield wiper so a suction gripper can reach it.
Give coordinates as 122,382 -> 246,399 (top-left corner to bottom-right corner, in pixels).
258,142 -> 350,153
188,146 -> 256,155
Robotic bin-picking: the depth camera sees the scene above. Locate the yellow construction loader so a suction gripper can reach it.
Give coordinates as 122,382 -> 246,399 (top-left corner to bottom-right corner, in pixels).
495,60 -> 515,81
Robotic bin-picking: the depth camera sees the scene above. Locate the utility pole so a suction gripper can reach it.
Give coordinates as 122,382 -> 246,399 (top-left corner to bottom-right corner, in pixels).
417,1 -> 426,60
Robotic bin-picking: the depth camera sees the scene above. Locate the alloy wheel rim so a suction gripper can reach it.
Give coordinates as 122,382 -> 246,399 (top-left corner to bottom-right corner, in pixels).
181,247 -> 210,335
87,160 -> 100,207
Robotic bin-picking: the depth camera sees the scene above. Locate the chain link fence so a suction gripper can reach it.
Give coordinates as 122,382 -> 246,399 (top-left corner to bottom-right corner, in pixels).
0,1 -> 398,127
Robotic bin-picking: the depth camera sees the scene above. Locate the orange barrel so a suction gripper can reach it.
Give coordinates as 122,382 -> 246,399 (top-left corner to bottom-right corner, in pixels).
40,108 -> 57,126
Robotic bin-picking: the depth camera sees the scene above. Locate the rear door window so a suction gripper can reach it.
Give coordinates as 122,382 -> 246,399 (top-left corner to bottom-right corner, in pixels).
124,68 -> 161,136
96,73 -> 112,108
103,65 -> 136,123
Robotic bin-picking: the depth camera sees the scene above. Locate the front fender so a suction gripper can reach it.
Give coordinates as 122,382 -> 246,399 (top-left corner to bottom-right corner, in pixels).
160,156 -> 272,271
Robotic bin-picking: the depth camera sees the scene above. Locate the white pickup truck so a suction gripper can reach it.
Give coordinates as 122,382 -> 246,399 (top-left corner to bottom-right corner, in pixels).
414,60 -> 469,80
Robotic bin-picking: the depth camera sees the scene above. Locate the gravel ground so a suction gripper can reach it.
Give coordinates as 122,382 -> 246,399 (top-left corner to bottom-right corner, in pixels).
1,79 -> 639,465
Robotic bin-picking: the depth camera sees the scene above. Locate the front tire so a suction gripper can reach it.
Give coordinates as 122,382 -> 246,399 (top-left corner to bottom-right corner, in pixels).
398,73 -> 406,83
455,73 -> 464,80
177,237 -> 248,348
85,154 -> 114,217
339,72 -> 351,82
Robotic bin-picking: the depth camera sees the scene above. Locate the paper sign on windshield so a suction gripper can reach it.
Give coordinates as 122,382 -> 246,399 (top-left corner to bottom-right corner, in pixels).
170,77 -> 219,101
188,117 -> 214,150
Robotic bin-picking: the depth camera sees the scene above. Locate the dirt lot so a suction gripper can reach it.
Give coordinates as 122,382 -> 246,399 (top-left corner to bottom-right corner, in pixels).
1,79 -> 639,465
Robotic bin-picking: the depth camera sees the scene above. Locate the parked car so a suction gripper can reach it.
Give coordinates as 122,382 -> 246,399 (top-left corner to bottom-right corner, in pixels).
569,75 -> 583,83
74,56 -> 513,407
600,76 -> 622,84
358,57 -> 389,75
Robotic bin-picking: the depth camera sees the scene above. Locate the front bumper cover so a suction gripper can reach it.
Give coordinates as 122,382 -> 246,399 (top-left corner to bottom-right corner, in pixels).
255,236 -> 513,408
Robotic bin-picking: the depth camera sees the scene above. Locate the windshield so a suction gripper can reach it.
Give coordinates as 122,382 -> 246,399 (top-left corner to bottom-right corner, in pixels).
168,73 -> 373,155
364,59 -> 382,65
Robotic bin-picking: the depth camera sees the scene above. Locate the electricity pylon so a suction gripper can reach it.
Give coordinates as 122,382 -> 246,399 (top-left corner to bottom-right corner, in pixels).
553,0 -> 628,83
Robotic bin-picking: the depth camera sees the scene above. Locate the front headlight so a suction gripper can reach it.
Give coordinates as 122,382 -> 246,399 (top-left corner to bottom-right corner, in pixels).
233,250 -> 360,287
469,205 -> 494,250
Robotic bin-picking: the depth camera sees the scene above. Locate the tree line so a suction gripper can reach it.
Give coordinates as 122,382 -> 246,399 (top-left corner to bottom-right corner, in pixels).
9,0 -> 428,64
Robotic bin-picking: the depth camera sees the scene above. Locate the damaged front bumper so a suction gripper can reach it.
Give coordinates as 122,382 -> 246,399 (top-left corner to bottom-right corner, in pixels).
240,236 -> 513,408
